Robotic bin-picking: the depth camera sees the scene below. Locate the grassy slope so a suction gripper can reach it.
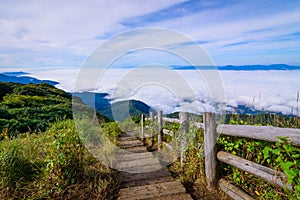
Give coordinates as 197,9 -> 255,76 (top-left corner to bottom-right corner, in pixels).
0,119 -> 119,200
0,82 -> 118,199
0,82 -> 72,137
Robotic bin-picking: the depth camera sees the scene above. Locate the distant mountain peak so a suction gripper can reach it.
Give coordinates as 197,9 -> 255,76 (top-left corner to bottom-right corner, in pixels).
2,71 -> 29,76
0,72 -> 59,85
169,64 -> 300,71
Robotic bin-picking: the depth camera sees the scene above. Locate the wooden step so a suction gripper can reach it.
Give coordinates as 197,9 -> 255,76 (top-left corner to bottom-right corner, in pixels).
120,175 -> 174,188
119,142 -> 145,148
117,180 -> 187,200
116,157 -> 160,169
148,193 -> 193,200
122,146 -> 148,153
120,168 -> 171,183
119,139 -> 144,146
118,135 -> 139,141
117,152 -> 154,162
117,163 -> 162,173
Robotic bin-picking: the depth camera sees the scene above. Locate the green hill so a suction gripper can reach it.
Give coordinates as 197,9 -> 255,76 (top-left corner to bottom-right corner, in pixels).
0,82 -> 73,138
73,92 -> 152,122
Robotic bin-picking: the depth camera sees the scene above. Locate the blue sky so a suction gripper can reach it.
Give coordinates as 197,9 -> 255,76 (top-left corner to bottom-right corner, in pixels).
1,0 -> 300,69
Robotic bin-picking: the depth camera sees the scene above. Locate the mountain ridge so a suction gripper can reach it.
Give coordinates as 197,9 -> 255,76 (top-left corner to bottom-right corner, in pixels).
0,71 -> 59,85
72,92 -> 151,121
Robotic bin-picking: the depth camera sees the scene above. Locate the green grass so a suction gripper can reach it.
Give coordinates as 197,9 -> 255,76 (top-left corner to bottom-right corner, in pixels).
0,119 -> 119,199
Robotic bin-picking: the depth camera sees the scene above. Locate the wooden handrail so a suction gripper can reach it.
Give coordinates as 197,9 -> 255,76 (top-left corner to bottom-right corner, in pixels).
217,124 -> 300,146
141,111 -> 299,199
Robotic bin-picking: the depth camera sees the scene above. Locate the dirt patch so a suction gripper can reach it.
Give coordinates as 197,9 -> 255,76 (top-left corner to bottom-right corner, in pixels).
191,179 -> 231,200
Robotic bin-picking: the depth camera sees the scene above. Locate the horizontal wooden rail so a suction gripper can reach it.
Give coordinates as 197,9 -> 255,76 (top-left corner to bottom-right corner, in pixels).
217,124 -> 300,146
218,178 -> 254,200
162,117 -> 180,123
143,111 -> 299,198
217,151 -> 293,191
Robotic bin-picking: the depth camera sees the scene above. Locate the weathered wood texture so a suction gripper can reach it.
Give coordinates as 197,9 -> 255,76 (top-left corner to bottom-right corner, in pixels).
217,151 -> 293,190
179,112 -> 189,168
150,112 -> 154,123
149,112 -> 300,197
204,112 -> 218,190
117,132 -> 192,200
141,114 -> 144,139
162,117 -> 180,123
218,178 -> 254,200
158,111 -> 163,149
118,180 -> 192,200
217,124 -> 300,146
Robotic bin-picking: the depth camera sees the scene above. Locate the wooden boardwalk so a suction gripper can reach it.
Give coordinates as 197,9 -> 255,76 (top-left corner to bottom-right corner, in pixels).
116,132 -> 192,200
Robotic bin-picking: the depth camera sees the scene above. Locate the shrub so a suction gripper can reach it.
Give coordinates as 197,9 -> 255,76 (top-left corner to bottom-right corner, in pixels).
44,120 -> 85,187
0,119 -> 117,199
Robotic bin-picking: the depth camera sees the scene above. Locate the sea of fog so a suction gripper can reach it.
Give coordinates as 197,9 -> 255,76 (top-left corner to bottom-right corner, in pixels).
13,67 -> 300,115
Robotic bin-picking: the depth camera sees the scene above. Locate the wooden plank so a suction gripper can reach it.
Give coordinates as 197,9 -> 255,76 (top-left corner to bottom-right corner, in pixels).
218,178 -> 254,200
179,112 -> 189,168
116,157 -> 160,169
151,193 -> 193,200
217,151 -> 293,190
117,152 -> 154,161
217,124 -> 300,146
150,112 -> 154,123
117,180 -> 186,200
123,146 -> 148,153
121,175 -> 174,188
118,139 -> 144,146
141,114 -> 144,140
120,168 -> 171,183
163,117 -> 180,123
117,163 -> 162,173
118,134 -> 139,141
158,111 -> 163,149
119,142 -> 144,149
204,112 -> 218,190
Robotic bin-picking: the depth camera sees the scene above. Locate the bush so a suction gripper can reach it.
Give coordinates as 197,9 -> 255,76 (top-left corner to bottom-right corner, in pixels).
44,120 -> 85,187
0,119 -> 117,199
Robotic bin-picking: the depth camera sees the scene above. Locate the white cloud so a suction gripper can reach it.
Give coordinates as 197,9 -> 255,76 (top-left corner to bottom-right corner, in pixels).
1,0 -> 300,68
0,0 -> 186,68
144,1 -> 300,65
21,67 -> 300,116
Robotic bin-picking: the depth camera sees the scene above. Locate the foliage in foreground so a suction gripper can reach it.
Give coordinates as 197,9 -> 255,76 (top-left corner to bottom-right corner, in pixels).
0,119 -> 118,200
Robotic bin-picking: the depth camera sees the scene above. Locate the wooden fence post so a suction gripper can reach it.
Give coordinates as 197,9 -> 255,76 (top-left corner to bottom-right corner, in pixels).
179,112 -> 189,168
150,112 -> 154,123
141,113 -> 144,140
158,111 -> 163,150
204,112 -> 217,190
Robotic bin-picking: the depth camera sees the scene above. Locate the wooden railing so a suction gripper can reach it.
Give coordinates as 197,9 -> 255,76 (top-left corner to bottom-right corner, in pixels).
141,111 -> 300,200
